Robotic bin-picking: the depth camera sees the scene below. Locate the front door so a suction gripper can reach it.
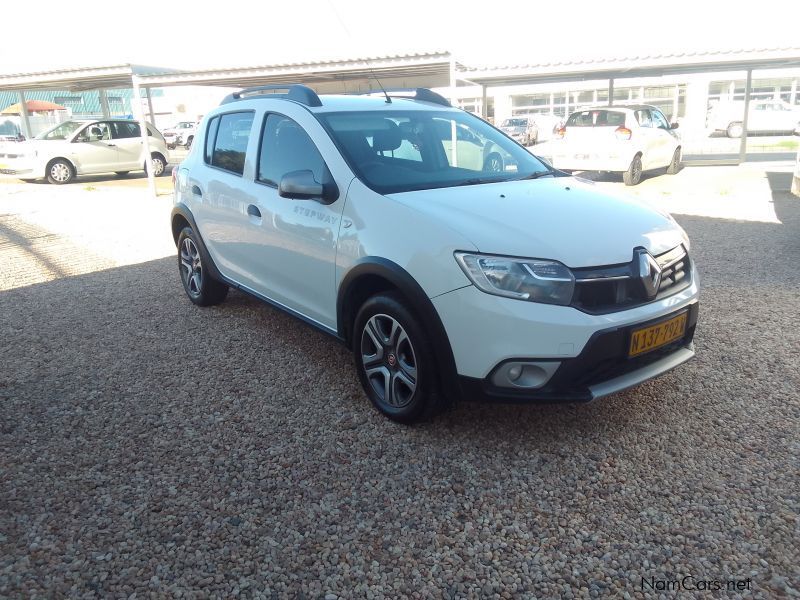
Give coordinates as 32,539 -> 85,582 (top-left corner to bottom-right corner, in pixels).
244,112 -> 345,329
72,122 -> 119,173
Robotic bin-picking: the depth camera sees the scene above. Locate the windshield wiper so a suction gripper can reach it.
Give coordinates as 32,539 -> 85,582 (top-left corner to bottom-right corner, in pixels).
511,170 -> 555,181
451,177 -> 508,187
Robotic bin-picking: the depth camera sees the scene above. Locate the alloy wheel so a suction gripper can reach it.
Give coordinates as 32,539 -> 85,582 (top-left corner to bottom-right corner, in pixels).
180,237 -> 202,297
361,314 -> 418,408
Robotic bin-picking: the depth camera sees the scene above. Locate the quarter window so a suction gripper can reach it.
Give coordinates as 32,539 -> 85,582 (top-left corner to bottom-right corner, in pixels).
208,112 -> 254,175
204,117 -> 219,164
258,114 -> 327,186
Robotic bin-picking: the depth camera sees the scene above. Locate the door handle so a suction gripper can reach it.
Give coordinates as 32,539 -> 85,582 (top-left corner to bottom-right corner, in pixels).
191,185 -> 202,197
247,204 -> 261,218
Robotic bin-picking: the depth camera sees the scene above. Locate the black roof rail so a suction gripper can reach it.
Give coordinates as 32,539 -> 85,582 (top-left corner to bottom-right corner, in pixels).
356,88 -> 451,107
220,84 -> 322,107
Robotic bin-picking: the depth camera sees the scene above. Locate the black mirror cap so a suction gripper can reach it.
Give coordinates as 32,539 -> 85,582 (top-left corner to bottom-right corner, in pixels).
670,122 -> 680,130
278,169 -> 338,204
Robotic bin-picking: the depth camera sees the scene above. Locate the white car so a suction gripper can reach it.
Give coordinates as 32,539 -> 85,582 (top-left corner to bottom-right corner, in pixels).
550,105 -> 682,185
707,99 -> 800,138
499,117 -> 538,146
0,119 -> 170,184
172,86 -> 699,423
162,121 -> 198,149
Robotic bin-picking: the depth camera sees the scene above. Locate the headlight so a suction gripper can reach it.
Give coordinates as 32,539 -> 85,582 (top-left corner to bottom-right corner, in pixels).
455,252 -> 575,305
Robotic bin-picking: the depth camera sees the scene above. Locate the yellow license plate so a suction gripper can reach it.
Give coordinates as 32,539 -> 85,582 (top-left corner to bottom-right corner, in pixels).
629,312 -> 687,357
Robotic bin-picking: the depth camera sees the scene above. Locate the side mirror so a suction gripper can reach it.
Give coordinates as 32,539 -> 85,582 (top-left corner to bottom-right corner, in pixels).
278,170 -> 337,203
670,122 -> 680,130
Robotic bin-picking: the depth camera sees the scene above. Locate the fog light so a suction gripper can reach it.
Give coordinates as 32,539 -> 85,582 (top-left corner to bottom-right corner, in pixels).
491,361 -> 561,390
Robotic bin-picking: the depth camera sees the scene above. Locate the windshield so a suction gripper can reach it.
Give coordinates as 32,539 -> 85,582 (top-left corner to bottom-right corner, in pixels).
502,118 -> 527,127
319,110 -> 550,194
35,121 -> 85,140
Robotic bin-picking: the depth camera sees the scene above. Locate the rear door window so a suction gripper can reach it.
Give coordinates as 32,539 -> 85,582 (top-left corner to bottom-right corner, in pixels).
208,112 -> 254,175
566,110 -> 625,127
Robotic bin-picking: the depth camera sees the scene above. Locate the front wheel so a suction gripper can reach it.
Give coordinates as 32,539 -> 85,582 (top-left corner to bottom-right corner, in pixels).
353,293 -> 442,423
46,159 -> 74,185
177,227 -> 228,306
623,154 -> 643,186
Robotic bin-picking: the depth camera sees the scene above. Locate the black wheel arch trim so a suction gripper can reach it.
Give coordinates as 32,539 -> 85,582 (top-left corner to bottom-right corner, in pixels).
337,257 -> 460,402
171,203 -> 225,283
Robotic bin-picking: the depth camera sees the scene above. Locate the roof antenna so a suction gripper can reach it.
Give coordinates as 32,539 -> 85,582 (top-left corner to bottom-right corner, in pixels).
326,0 -> 390,103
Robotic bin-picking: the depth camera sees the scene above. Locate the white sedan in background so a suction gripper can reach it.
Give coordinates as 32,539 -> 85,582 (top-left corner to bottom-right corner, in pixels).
0,119 -> 170,184
549,105 -> 682,185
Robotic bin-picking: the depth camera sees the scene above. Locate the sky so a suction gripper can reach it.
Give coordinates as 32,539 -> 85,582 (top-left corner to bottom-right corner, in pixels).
1,0 -> 798,74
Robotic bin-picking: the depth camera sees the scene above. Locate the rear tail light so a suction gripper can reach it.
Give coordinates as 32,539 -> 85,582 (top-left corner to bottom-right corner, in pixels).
615,126 -> 632,140
555,126 -> 566,139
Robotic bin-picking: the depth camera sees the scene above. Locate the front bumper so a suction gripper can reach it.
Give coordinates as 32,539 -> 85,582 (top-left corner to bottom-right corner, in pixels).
432,277 -> 700,403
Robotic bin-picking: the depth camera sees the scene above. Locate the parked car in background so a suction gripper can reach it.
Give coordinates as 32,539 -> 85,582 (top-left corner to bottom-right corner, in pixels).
162,121 -> 198,149
0,117 -> 24,142
171,85 -> 698,423
0,119 -> 169,184
528,113 -> 566,142
550,105 -> 682,185
499,116 -> 538,146
707,99 -> 800,138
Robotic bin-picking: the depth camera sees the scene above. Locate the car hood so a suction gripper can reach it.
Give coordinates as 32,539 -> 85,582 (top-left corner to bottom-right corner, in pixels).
387,177 -> 685,268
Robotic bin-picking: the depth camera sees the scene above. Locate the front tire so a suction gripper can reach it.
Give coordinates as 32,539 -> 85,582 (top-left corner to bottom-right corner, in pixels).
353,293 -> 442,423
623,154 -> 643,186
46,159 -> 74,185
177,227 -> 228,306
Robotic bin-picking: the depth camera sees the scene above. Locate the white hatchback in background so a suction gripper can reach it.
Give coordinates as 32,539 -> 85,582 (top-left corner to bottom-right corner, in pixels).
550,105 -> 682,185
172,86 -> 699,423
0,119 -> 170,184
162,121 -> 198,149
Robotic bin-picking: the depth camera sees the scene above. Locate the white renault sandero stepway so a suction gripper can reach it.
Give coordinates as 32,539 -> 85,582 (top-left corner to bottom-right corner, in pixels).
171,85 -> 699,423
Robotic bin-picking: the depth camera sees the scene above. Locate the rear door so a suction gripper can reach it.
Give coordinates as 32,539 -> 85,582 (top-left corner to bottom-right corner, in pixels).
189,110 -> 258,286
110,121 -> 143,169
632,109 -> 663,169
648,108 -> 678,167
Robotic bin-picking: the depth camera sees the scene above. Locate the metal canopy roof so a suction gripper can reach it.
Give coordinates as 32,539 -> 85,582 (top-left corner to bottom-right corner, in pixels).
0,53 -> 455,94
461,47 -> 800,86
136,52 -> 456,93
0,64 -> 182,92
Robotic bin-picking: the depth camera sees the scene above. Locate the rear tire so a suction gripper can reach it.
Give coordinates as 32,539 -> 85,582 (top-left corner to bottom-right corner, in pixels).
177,227 -> 228,306
666,147 -> 681,175
146,154 -> 166,177
353,292 -> 443,424
185,136 -> 193,150
726,122 -> 743,138
623,154 -> 643,186
484,152 -> 504,173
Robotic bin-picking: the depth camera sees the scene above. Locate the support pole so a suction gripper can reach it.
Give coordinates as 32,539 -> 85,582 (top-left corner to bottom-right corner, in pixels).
99,89 -> 110,118
608,79 -> 614,106
481,85 -> 487,119
146,87 -> 155,126
17,91 -> 32,139
739,69 -> 752,164
132,77 -> 157,198
449,57 -> 457,107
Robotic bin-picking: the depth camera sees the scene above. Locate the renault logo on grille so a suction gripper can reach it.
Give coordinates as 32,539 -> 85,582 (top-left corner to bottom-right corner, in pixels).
635,248 -> 662,299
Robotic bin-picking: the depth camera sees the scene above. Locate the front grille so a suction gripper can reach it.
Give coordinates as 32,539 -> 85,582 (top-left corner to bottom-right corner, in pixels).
571,245 -> 691,314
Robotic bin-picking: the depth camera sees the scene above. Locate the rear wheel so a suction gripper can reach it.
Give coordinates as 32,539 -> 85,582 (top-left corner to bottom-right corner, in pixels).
46,159 -> 74,185
354,293 -> 442,423
623,154 -> 643,186
185,136 -> 193,150
726,122 -> 743,138
666,147 -> 681,175
147,154 -> 166,177
484,152 -> 504,173
177,227 -> 228,306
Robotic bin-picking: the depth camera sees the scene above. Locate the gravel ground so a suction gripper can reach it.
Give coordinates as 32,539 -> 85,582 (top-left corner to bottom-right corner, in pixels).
1,167 -> 799,599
